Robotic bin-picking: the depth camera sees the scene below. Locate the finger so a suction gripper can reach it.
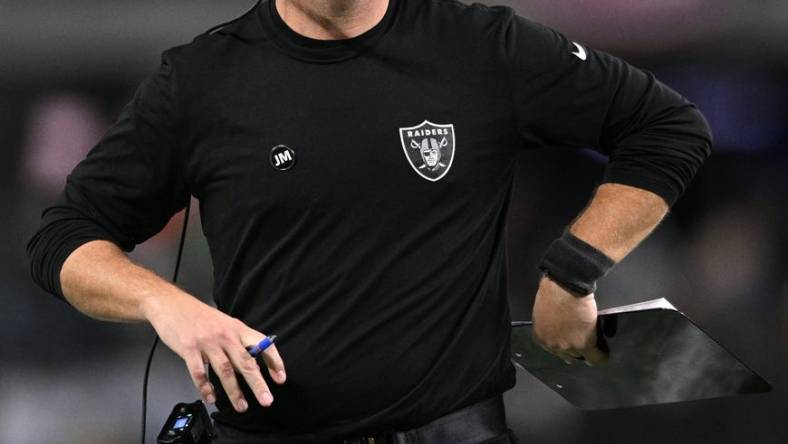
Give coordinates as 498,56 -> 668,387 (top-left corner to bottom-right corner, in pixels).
184,349 -> 215,404
226,342 -> 274,408
260,344 -> 287,383
243,329 -> 286,384
564,347 -> 585,359
538,342 -> 578,365
534,339 -> 554,356
582,346 -> 610,366
554,350 -> 579,365
206,347 -> 247,413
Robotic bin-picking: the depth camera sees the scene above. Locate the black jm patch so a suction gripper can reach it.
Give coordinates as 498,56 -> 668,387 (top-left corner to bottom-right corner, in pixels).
270,145 -> 295,171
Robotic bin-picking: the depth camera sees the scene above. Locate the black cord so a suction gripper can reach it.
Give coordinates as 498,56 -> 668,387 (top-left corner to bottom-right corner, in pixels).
141,335 -> 160,444
140,5 -> 260,442
141,199 -> 192,444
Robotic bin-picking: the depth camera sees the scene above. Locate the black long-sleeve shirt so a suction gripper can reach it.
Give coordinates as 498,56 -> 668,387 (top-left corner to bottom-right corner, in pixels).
27,0 -> 711,440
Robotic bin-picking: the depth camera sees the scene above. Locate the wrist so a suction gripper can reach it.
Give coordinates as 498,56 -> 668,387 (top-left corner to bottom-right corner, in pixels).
139,283 -> 184,324
537,231 -> 616,297
139,290 -> 162,324
540,273 -> 593,299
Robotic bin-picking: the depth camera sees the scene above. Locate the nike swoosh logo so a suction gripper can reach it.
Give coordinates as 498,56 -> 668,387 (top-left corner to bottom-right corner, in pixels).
571,42 -> 587,61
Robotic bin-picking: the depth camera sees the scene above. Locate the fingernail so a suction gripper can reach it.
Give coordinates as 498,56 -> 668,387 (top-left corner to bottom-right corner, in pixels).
237,399 -> 248,412
277,370 -> 287,382
262,391 -> 274,406
206,394 -> 216,404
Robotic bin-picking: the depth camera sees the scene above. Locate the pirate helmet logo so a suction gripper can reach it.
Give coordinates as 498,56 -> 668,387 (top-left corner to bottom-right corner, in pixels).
399,120 -> 455,182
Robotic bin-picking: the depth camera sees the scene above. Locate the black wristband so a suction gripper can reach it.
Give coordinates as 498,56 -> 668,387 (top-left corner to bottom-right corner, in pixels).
538,232 -> 616,296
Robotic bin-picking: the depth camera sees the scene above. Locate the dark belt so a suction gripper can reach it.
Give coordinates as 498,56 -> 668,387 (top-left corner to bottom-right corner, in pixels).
342,395 -> 509,444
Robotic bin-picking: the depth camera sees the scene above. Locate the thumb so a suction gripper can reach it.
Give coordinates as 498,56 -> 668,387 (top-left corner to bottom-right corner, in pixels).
582,346 -> 609,366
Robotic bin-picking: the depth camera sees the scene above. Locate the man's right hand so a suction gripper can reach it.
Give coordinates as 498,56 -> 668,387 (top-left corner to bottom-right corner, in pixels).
143,292 -> 286,413
59,240 -> 286,414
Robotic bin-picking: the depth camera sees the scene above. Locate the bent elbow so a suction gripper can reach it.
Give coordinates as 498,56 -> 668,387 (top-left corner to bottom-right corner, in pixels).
687,104 -> 713,164
26,207 -> 117,301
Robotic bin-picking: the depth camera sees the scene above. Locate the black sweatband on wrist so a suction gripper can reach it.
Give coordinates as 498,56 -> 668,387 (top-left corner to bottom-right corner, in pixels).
538,232 -> 616,296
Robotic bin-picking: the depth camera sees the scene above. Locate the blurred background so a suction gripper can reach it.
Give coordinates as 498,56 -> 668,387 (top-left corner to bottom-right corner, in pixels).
1,1 -> 786,443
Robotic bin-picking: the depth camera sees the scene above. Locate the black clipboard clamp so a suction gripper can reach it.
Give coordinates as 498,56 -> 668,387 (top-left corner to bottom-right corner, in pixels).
511,298 -> 772,410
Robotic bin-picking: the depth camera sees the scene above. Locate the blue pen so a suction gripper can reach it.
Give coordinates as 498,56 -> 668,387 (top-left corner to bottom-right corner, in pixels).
247,335 -> 277,357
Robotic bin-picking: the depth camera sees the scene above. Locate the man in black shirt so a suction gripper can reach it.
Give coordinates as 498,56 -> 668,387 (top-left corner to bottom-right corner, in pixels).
27,0 -> 711,442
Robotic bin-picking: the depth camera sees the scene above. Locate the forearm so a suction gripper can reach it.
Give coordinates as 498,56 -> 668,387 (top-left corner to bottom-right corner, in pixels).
531,182 -> 669,363
568,182 -> 669,263
60,239 -> 190,323
59,241 -> 285,411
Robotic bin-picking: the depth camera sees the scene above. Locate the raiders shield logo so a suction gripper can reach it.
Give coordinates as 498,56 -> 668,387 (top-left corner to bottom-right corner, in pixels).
399,120 -> 455,182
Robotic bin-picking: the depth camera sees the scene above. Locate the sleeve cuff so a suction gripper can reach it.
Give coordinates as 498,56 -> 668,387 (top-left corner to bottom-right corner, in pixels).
27,215 -> 120,301
602,167 -> 680,207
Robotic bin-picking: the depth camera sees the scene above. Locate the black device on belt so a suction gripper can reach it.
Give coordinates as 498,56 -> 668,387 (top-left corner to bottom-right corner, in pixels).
157,400 -> 215,444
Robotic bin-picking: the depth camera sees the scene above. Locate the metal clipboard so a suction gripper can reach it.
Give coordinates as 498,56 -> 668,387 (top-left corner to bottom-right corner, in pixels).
510,298 -> 772,410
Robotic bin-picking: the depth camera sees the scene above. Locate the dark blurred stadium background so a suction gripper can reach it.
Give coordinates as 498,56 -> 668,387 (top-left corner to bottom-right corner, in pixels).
1,1 -> 786,443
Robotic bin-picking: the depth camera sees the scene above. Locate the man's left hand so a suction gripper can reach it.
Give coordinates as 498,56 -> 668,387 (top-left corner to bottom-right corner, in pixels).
531,275 -> 609,366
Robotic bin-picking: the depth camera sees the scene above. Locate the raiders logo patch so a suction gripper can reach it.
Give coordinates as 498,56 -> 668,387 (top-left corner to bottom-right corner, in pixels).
398,120 -> 455,182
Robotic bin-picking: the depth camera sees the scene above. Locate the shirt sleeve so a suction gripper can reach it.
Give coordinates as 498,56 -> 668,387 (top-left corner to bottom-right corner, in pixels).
504,13 -> 712,205
26,51 -> 190,300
